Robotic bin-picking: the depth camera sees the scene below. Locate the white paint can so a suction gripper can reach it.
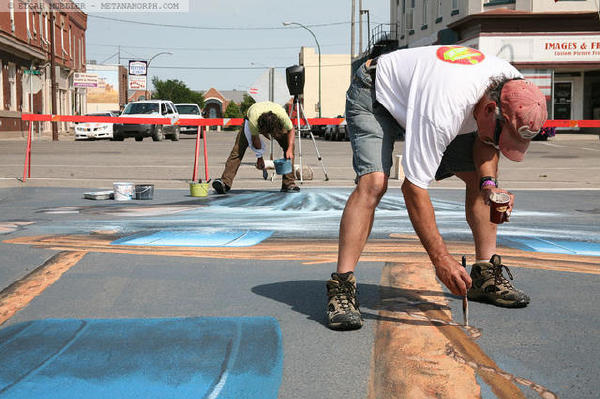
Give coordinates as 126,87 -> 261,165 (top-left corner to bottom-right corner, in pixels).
113,182 -> 135,201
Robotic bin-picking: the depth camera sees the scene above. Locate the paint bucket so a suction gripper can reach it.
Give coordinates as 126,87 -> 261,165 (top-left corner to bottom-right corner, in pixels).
273,158 -> 292,175
113,182 -> 135,201
135,184 -> 154,200
189,182 -> 210,197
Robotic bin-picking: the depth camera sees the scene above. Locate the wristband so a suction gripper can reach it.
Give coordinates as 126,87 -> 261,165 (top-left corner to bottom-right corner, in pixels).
480,176 -> 497,190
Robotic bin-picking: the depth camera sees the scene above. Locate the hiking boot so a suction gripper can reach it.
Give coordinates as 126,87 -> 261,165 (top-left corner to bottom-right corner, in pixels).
467,254 -> 530,308
212,179 -> 230,194
326,272 -> 363,330
280,185 -> 300,193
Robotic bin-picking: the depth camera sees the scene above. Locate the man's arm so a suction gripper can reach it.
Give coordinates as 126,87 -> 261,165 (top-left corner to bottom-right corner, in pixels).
473,136 -> 514,212
251,134 -> 265,170
285,128 -> 295,160
401,179 -> 472,296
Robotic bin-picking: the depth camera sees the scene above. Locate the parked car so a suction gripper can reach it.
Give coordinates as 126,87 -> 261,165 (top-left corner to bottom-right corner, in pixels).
113,100 -> 180,142
323,121 -> 348,141
175,103 -> 203,135
311,125 -> 327,138
75,112 -> 117,140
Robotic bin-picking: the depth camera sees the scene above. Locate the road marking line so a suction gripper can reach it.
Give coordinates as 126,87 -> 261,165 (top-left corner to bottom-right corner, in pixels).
0,251 -> 87,326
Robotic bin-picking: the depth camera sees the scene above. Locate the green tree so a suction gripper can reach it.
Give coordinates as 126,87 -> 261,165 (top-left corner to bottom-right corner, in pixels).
224,101 -> 242,118
239,94 -> 256,116
151,77 -> 204,108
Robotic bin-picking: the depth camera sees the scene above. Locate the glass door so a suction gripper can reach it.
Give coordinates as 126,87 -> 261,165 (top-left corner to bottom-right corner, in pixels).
553,82 -> 572,120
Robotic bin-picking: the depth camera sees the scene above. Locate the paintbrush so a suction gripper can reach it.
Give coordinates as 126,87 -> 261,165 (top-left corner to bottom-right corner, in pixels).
462,255 -> 469,327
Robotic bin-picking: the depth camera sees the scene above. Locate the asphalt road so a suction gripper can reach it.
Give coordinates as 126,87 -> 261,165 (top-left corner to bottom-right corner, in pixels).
0,133 -> 599,398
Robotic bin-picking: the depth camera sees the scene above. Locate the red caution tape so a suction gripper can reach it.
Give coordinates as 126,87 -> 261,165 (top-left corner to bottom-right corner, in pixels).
20,114 -> 600,128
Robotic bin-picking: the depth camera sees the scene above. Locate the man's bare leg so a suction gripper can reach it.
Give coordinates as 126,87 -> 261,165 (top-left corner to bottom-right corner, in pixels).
337,172 -> 388,273
455,171 -> 530,307
328,172 -> 388,330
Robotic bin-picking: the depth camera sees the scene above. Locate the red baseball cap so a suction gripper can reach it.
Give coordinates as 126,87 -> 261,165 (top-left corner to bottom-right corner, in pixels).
499,79 -> 548,162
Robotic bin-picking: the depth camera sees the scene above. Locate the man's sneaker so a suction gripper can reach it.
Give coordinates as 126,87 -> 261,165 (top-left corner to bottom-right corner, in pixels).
280,185 -> 300,193
212,179 -> 230,194
326,272 -> 363,330
467,254 -> 530,308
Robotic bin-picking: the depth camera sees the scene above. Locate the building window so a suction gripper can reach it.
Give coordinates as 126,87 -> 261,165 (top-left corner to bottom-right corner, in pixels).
9,0 -> 15,32
435,0 -> 443,23
484,0 -> 516,6
8,63 -> 17,112
0,61 -> 3,110
69,27 -> 72,57
61,21 -> 67,56
406,0 -> 415,34
422,0 -> 428,28
451,0 -> 459,15
25,4 -> 32,40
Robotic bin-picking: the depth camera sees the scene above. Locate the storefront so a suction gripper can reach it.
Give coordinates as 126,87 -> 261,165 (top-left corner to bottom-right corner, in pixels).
449,11 -> 600,133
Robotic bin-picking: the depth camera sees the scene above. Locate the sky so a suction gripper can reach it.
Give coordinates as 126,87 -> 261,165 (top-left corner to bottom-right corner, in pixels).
84,0 -> 390,92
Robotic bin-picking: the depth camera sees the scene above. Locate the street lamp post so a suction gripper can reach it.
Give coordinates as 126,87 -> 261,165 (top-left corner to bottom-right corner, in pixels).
282,21 -> 321,118
145,51 -> 173,99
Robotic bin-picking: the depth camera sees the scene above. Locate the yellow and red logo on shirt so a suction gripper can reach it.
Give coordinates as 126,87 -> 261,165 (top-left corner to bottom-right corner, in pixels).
436,46 -> 485,65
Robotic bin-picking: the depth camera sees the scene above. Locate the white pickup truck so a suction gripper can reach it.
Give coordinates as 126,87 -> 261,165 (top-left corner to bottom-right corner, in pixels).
175,103 -> 204,136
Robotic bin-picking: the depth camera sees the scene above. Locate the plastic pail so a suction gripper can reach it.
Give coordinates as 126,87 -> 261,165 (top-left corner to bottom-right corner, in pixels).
135,184 -> 154,200
273,158 -> 292,175
113,182 -> 135,201
189,182 -> 210,197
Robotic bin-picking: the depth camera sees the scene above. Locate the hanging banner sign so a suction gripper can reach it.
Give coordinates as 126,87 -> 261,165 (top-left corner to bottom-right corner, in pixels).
128,60 -> 147,76
128,75 -> 147,90
73,73 -> 98,88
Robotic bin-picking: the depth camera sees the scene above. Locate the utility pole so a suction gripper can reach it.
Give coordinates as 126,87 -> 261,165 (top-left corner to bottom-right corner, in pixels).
359,0 -> 363,54
268,67 -> 274,102
351,0 -> 356,58
118,45 -> 121,65
49,10 -> 58,141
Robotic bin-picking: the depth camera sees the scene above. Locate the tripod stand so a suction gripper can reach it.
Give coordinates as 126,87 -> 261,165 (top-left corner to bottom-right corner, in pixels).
291,94 -> 329,182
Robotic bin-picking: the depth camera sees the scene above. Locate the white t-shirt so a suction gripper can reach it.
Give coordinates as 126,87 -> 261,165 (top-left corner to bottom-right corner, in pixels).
375,45 -> 521,189
244,120 -> 265,158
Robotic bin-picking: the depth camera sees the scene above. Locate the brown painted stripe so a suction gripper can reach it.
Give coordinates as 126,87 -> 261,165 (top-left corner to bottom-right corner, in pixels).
0,251 -> 87,326
5,235 -> 599,275
369,261 -> 526,399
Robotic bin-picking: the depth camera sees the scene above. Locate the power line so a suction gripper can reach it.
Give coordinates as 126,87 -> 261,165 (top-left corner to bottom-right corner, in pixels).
86,42 -> 347,52
149,64 -> 352,70
88,15 -> 350,30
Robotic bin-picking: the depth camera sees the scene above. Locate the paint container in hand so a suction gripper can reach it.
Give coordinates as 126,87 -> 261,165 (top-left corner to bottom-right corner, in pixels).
273,158 -> 292,175
135,184 -> 154,200
189,182 -> 210,197
113,182 -> 135,201
489,192 -> 511,224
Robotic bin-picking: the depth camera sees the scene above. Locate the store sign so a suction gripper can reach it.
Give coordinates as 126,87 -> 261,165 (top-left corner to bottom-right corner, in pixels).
73,73 -> 98,88
480,34 -> 600,63
128,60 -> 147,76
128,75 -> 147,90
540,37 -> 600,60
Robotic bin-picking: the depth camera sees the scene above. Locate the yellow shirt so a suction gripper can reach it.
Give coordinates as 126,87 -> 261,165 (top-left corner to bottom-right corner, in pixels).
246,101 -> 294,137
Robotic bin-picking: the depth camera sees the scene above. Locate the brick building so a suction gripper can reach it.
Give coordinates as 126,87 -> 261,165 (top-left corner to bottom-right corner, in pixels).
0,0 -> 87,138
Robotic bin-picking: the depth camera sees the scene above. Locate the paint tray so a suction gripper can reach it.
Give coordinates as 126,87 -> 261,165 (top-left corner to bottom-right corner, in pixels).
83,190 -> 114,200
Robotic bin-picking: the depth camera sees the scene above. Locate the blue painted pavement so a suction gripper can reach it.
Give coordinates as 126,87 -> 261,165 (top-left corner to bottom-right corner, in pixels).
111,230 -> 273,248
0,317 -> 283,399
